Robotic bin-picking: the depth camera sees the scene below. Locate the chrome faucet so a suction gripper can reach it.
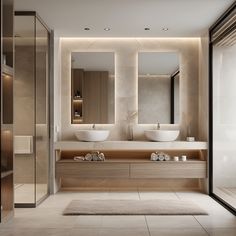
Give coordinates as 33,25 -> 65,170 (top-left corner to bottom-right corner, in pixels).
92,124 -> 96,130
157,122 -> 160,130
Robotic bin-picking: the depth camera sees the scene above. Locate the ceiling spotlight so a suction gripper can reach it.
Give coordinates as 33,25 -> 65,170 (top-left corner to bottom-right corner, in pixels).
104,27 -> 111,31
84,27 -> 90,31
162,27 -> 169,31
144,27 -> 150,31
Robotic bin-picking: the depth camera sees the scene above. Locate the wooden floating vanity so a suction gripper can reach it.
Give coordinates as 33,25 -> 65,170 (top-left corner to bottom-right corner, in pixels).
54,141 -> 208,189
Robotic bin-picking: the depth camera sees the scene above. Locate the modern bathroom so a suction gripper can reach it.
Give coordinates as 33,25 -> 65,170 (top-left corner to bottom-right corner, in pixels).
0,0 -> 236,235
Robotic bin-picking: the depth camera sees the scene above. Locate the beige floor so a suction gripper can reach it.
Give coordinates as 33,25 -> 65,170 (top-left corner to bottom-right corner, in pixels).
0,189 -> 236,236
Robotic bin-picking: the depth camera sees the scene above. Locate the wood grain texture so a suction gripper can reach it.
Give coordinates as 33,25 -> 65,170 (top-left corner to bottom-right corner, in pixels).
56,162 -> 129,178
130,162 -> 207,178
61,178 -> 200,189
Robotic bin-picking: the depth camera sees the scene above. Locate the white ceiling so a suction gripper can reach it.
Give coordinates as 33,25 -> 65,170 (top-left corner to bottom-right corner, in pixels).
15,0 -> 234,37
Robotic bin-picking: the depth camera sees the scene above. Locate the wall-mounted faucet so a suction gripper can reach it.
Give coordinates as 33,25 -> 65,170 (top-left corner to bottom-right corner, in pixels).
157,122 -> 160,130
92,124 -> 96,130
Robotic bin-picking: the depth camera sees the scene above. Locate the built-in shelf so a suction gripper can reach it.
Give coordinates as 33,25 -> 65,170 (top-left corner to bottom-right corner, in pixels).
55,141 -> 208,188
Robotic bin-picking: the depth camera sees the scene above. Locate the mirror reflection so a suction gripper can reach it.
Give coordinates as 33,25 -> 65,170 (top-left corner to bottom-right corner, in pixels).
71,52 -> 115,124
138,52 -> 180,124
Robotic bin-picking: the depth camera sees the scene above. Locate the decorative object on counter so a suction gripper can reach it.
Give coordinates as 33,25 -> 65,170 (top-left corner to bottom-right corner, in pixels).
186,137 -> 195,142
174,156 -> 179,161
181,155 -> 187,161
150,152 -> 170,161
125,110 -> 138,141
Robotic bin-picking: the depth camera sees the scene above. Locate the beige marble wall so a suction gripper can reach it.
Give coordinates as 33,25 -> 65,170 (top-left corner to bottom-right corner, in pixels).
59,38 -> 200,141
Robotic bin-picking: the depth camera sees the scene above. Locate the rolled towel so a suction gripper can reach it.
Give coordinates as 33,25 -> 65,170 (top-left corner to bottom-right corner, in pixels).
85,153 -> 92,161
74,156 -> 85,161
164,154 -> 170,161
98,152 -> 105,161
157,153 -> 165,161
150,152 -> 158,161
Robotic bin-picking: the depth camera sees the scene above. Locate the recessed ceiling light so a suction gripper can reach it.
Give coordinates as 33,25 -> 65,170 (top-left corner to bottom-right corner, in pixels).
162,27 -> 169,31
84,27 -> 90,31
144,27 -> 150,31
104,27 -> 111,31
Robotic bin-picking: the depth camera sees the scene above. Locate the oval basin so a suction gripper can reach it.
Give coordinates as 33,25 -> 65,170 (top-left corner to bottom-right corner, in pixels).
145,130 -> 179,142
75,130 -> 110,142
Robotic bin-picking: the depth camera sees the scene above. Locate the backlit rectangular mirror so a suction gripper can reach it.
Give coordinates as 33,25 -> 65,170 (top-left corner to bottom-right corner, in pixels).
71,52 -> 115,124
138,52 -> 180,124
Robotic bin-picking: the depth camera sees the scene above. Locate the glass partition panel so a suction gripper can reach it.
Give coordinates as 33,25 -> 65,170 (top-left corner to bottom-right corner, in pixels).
212,15 -> 236,211
14,15 -> 35,204
14,13 -> 50,206
35,18 -> 49,203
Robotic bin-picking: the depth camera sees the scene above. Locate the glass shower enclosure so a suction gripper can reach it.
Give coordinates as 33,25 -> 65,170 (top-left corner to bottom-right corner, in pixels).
210,4 -> 236,214
14,12 -> 51,206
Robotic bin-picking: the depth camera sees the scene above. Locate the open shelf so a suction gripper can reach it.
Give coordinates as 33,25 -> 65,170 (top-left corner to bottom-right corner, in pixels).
56,149 -> 207,179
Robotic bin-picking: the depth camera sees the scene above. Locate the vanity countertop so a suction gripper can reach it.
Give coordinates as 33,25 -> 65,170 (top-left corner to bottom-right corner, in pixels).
54,141 -> 208,151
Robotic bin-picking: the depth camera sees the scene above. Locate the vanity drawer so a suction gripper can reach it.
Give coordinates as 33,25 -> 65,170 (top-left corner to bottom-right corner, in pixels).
56,162 -> 129,178
130,162 -> 207,178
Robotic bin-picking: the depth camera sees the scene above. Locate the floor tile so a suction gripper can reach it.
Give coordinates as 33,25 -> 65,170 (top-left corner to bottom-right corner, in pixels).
99,228 -> 149,236
74,216 -> 103,228
205,227 -> 236,236
195,215 -> 236,228
150,228 -> 208,236
107,190 -> 140,200
0,228 -> 71,236
102,215 -> 147,229
146,215 -> 202,229
70,228 -> 100,236
139,190 -> 178,200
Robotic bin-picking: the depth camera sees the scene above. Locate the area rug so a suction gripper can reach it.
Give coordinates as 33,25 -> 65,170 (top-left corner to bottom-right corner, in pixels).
63,199 -> 208,215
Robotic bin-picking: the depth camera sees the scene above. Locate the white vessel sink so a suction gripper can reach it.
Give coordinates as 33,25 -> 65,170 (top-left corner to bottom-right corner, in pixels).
145,130 -> 179,142
75,130 -> 110,142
